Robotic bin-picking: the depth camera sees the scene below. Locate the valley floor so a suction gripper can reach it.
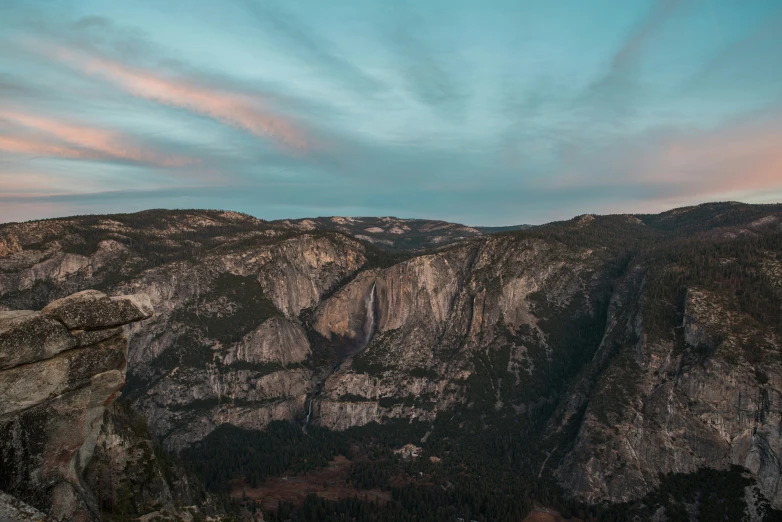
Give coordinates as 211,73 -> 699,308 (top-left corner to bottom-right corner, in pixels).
230,455 -> 391,512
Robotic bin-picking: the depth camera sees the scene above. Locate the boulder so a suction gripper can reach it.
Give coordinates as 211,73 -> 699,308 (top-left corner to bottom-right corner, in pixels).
0,311 -> 76,371
42,290 -> 153,330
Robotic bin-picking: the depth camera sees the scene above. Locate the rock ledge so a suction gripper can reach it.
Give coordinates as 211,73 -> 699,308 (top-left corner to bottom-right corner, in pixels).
0,289 -> 153,521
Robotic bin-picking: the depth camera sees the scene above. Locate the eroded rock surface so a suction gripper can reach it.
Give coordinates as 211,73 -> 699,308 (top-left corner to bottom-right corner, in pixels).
0,490 -> 50,522
0,290 -> 152,521
2,204 -> 781,516
555,285 -> 782,507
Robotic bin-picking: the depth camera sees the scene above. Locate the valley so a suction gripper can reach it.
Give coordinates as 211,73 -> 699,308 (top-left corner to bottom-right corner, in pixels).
1,202 -> 781,520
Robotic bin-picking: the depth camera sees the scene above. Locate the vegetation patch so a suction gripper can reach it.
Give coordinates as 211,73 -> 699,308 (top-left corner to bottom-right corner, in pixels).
588,349 -> 643,425
181,419 -> 429,494
407,367 -> 438,379
151,273 -> 281,371
600,465 -> 775,521
173,273 -> 280,346
351,330 -> 399,375
338,393 -> 373,403
151,332 -> 216,370
223,361 -> 304,374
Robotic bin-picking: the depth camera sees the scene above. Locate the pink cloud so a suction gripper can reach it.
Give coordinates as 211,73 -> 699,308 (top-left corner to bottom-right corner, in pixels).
0,135 -> 103,160
659,123 -> 782,194
0,200 -> 73,224
561,110 -> 782,200
0,111 -> 199,167
44,44 -> 312,152
0,171 -> 96,196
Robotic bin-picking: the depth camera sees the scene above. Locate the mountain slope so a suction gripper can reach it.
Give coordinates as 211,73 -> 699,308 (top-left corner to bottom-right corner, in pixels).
1,202 -> 781,519
273,215 -> 527,251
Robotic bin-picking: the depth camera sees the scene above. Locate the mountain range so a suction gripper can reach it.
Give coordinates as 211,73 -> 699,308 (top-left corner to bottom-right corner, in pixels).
1,202 -> 781,521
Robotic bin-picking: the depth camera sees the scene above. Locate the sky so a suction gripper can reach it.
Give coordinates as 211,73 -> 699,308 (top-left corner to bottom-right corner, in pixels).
1,0 -> 781,225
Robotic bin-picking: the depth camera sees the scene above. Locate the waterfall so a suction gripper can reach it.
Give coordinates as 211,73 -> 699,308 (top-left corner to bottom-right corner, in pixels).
305,397 -> 313,425
360,282 -> 377,352
304,282 -> 377,429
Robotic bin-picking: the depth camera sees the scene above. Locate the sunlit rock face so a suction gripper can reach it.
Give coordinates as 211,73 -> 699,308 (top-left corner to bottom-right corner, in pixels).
0,290 -> 152,521
310,235 -> 609,431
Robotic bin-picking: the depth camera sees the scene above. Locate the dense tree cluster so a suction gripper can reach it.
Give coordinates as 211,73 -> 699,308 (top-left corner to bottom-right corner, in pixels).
181,420 -> 429,493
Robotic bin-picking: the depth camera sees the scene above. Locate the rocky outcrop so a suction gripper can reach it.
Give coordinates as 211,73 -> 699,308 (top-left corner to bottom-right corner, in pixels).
313,269 -> 379,342
137,365 -> 311,450
2,204 -> 781,517
556,282 -> 782,508
83,401 -> 224,521
257,234 -> 366,318
223,317 -> 311,366
0,290 -> 152,521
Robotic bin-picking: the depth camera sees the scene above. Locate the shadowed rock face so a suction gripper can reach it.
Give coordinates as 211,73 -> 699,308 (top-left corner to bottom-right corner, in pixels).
0,490 -> 48,522
0,290 -> 152,521
555,284 -> 782,507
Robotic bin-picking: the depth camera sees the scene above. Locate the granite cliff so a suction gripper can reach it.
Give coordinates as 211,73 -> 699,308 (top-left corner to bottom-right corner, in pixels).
0,290 -> 152,520
0,290 -> 232,521
1,204 -> 781,519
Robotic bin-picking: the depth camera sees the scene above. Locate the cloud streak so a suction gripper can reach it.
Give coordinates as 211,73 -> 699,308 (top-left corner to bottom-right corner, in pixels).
581,0 -> 682,119
612,0 -> 681,70
385,2 -> 463,114
239,0 -> 384,96
559,107 -> 782,201
0,110 -> 198,166
36,42 -> 313,152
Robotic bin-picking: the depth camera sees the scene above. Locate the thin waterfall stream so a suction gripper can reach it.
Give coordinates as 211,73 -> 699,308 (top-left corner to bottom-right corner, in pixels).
358,282 -> 378,353
303,282 -> 378,429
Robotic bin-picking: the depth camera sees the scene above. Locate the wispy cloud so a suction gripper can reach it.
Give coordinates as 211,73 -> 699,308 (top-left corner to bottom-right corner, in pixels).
32,41 -> 313,152
1,0 -> 780,226
0,135 -> 106,161
0,171 -> 98,196
581,0 -> 682,119
559,106 -> 782,200
384,2 -> 464,115
239,0 -> 384,96
612,0 -> 681,70
687,9 -> 782,94
0,110 -> 198,166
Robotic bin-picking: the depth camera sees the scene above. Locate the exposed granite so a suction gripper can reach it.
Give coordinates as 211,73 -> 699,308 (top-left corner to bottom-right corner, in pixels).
0,490 -> 51,522
0,312 -> 76,371
42,290 -> 153,330
0,290 -> 153,521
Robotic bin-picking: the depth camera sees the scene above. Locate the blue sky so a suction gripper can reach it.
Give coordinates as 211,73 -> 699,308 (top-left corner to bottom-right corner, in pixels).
1,0 -> 781,225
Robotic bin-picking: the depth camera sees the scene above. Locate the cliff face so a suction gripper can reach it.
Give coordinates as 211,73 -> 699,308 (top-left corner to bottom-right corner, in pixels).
0,290 -> 152,521
114,232 -> 366,450
551,209 -> 782,508
1,204 -> 781,514
311,235 -> 611,431
555,282 -> 782,507
82,401 -> 227,521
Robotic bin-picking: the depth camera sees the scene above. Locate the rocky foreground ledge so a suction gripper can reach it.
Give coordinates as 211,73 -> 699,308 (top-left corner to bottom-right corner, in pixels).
0,290 -> 153,521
